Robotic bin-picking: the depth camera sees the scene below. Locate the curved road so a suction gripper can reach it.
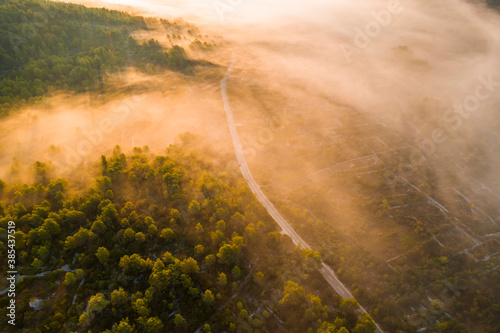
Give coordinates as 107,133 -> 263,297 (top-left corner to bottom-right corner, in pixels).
220,57 -> 384,333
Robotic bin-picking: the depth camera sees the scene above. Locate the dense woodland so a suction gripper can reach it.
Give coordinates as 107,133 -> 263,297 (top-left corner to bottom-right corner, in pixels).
0,141 -> 377,332
0,0 -> 195,116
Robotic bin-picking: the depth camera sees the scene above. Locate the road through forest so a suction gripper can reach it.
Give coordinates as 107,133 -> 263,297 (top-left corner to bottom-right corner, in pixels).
220,57 -> 384,333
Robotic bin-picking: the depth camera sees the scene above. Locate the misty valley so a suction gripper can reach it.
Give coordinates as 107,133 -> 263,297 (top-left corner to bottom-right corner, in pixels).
0,0 -> 499,333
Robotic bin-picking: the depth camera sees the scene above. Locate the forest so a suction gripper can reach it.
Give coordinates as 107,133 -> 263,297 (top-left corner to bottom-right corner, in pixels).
0,0 -> 194,116
0,139 -> 377,332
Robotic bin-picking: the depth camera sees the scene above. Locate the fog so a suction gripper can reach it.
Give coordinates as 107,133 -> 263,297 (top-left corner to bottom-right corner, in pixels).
207,0 -> 500,192
0,69 -> 233,183
48,0 -> 500,128
6,0 -> 500,191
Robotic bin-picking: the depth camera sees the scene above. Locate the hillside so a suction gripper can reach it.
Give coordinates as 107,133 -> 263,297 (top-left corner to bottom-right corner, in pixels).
0,0 -> 200,116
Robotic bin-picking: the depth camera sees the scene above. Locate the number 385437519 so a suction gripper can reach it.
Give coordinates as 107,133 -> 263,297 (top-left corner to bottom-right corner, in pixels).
7,221 -> 16,269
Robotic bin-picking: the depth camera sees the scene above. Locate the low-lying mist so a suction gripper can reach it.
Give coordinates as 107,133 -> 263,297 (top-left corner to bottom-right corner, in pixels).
0,69 -> 233,183
220,0 -> 500,120
204,0 -> 500,194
